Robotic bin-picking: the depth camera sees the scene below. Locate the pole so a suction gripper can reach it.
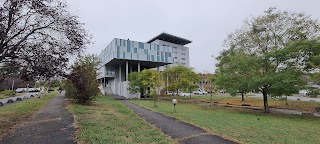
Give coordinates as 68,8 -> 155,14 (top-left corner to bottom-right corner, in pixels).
11,79 -> 14,91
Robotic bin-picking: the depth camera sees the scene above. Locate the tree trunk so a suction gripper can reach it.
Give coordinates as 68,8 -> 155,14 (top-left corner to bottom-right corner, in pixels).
176,89 -> 179,100
262,91 -> 269,113
286,95 -> 288,105
241,92 -> 244,101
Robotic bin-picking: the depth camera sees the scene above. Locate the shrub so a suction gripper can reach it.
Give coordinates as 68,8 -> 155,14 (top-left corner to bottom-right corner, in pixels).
0,90 -> 15,96
308,88 -> 319,98
65,55 -> 100,104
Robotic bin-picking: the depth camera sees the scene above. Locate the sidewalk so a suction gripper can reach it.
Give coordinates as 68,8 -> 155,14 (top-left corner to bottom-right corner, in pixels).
1,92 -> 75,144
122,101 -> 237,144
0,92 -> 39,105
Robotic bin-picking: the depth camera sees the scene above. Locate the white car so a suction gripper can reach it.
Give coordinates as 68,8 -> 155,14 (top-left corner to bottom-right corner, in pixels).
165,91 -> 173,95
193,90 -> 207,95
15,88 -> 24,93
179,92 -> 191,96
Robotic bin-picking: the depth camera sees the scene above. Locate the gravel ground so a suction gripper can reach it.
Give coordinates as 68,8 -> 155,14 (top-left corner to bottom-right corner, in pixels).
122,101 -> 237,144
1,92 -> 75,144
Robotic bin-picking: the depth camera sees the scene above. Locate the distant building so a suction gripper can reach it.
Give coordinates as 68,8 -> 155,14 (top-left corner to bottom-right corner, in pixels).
97,33 -> 191,98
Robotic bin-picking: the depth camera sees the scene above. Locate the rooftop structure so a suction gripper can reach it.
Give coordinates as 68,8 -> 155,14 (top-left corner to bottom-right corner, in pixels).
147,32 -> 192,46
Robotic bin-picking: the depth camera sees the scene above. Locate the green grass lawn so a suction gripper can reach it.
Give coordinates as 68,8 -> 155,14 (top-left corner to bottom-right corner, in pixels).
161,95 -> 320,112
69,95 -> 175,144
0,91 -> 58,139
131,100 -> 320,144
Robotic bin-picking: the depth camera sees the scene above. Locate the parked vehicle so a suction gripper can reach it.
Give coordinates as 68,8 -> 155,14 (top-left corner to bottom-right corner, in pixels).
15,88 -> 24,93
165,91 -> 173,95
193,90 -> 207,95
179,92 -> 191,96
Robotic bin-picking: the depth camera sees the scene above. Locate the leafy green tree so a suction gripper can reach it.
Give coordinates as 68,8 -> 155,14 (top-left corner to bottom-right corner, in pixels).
128,72 -> 144,95
140,69 -> 161,107
128,69 -> 161,106
204,74 -> 218,100
218,7 -> 320,112
65,55 -> 100,104
182,69 -> 200,99
216,49 -> 257,101
163,66 -> 196,98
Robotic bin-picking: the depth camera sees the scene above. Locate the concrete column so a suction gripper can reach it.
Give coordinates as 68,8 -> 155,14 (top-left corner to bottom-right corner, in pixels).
126,61 -> 128,81
138,62 -> 140,72
119,65 -> 122,96
119,65 -> 121,82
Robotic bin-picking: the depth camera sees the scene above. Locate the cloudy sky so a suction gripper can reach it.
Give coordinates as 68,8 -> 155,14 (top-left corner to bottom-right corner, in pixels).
67,0 -> 320,73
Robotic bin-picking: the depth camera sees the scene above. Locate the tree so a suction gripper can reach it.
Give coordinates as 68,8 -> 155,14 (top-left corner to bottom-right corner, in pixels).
128,72 -> 144,96
163,66 -> 196,98
0,0 -> 90,81
204,74 -> 218,100
128,69 -> 161,106
216,49 -> 257,101
65,55 -> 100,104
181,69 -> 200,99
219,7 -> 320,112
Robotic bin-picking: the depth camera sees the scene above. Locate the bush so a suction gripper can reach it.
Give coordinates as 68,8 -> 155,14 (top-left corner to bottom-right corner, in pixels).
308,88 -> 319,98
0,90 -> 15,96
65,55 -> 100,104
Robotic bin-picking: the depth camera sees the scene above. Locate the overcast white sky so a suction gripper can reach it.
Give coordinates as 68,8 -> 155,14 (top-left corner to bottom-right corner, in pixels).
67,0 -> 320,73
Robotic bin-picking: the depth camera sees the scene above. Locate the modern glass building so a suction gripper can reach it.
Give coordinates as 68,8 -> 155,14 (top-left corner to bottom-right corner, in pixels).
98,33 -> 191,99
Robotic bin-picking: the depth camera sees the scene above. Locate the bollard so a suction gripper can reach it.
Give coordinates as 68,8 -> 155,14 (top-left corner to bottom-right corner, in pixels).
172,99 -> 177,112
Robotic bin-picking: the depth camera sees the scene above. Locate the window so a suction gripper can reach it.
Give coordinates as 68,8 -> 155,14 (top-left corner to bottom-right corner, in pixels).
117,46 -> 120,58
182,53 -> 186,55
181,58 -> 186,60
139,42 -> 144,49
134,48 -> 137,53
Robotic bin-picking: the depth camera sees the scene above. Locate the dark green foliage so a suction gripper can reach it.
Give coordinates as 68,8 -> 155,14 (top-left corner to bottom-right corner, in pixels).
65,55 -> 100,104
308,88 -> 319,98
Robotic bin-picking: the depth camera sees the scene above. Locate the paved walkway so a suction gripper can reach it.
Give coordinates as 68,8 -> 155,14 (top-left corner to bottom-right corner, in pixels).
122,101 -> 237,144
1,92 -> 75,144
0,92 -> 39,105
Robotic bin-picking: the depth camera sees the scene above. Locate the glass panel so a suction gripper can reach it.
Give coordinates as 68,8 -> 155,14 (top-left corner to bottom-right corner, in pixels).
139,42 -> 144,49
117,46 -> 120,58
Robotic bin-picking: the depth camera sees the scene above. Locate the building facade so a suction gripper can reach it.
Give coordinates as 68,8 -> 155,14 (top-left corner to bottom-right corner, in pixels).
147,33 -> 191,71
98,33 -> 191,98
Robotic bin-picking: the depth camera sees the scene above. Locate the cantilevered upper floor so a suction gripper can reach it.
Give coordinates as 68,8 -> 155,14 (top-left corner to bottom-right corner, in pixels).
98,38 -> 175,67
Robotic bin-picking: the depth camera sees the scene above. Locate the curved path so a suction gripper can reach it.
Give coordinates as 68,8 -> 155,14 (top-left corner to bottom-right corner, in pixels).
1,92 -> 75,144
122,101 -> 237,144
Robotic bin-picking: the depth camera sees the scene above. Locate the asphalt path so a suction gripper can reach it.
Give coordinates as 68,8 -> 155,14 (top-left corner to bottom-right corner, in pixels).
1,92 -> 75,144
122,101 -> 237,144
0,92 -> 39,105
